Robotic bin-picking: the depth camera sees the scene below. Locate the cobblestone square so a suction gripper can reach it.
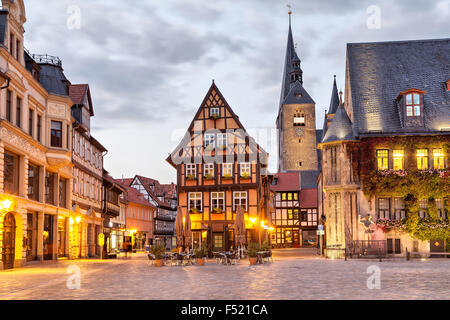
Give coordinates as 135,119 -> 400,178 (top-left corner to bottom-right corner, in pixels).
0,250 -> 448,300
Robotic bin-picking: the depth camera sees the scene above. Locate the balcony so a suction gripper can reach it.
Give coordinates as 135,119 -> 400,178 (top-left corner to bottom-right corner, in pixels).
104,201 -> 120,217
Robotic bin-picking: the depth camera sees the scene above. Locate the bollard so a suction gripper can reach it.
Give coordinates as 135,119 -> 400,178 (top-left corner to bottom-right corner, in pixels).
406,248 -> 410,261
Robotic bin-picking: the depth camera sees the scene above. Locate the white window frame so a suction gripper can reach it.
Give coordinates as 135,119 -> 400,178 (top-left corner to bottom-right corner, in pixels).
217,133 -> 227,148
240,162 -> 251,176
186,164 -> 196,177
210,107 -> 220,117
222,163 -> 233,177
233,191 -> 248,212
204,133 -> 215,148
204,163 -> 214,177
188,192 -> 202,211
211,192 -> 225,211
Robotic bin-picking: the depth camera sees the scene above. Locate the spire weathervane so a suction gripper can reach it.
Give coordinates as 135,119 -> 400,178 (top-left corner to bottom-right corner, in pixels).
287,4 -> 292,25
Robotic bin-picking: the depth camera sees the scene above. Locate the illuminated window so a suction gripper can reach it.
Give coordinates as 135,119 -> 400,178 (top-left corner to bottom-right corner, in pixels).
186,164 -> 196,177
204,164 -> 214,177
433,149 -> 445,169
188,192 -> 202,211
392,150 -> 404,170
377,149 -> 389,170
417,149 -> 428,170
240,162 -> 251,177
211,192 -> 225,211
222,163 -> 233,177
406,93 -> 421,117
233,191 -> 247,212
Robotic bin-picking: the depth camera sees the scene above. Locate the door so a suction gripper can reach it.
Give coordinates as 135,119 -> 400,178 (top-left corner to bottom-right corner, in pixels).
430,239 -> 444,258
212,233 -> 224,252
43,214 -> 54,260
2,213 -> 16,270
284,230 -> 293,247
292,230 -> 300,248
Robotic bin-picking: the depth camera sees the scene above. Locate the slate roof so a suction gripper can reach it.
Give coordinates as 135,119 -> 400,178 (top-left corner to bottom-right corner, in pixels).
322,104 -> 356,143
347,39 -> 450,135
38,63 -> 69,96
282,80 -> 315,105
328,76 -> 340,114
300,171 -> 319,189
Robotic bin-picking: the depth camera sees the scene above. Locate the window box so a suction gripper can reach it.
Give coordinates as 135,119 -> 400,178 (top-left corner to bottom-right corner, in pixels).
211,113 -> 220,120
204,174 -> 214,180
240,173 -> 251,179
212,207 -> 223,214
190,207 -> 200,214
222,174 -> 233,180
186,174 -> 197,181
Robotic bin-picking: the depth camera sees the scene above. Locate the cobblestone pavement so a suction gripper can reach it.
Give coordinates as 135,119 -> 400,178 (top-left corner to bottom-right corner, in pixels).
0,250 -> 449,300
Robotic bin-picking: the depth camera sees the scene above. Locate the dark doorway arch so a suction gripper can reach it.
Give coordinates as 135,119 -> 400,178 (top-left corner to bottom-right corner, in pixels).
2,213 -> 16,270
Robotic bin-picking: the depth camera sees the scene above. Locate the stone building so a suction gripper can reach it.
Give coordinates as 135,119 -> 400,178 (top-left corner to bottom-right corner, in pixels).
0,0 -> 73,269
167,81 -> 272,251
276,13 -> 320,174
318,39 -> 450,258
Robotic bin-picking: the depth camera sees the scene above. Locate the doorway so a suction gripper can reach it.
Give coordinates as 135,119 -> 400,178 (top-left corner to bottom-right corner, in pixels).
430,239 -> 444,258
212,233 -> 224,252
2,213 -> 16,269
292,230 -> 300,248
43,214 -> 54,260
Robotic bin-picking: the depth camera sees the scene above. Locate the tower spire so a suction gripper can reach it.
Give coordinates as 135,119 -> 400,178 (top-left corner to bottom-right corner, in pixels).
328,75 -> 339,115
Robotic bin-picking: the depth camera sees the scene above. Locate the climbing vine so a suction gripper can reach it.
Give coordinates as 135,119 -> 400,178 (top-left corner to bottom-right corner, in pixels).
346,135 -> 450,240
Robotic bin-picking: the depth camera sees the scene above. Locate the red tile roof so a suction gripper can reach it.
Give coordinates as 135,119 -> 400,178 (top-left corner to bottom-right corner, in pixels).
300,189 -> 318,208
68,84 -> 88,104
270,172 -> 300,192
114,179 -> 156,208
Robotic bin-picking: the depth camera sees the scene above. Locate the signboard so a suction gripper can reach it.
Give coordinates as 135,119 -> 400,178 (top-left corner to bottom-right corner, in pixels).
317,230 -> 325,235
98,233 -> 105,246
318,224 -> 324,231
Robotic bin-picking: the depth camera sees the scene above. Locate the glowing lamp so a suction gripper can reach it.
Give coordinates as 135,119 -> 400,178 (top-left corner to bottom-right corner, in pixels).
69,217 -> 74,225
1,199 -> 12,211
75,216 -> 81,224
260,221 -> 265,227
249,217 -> 257,224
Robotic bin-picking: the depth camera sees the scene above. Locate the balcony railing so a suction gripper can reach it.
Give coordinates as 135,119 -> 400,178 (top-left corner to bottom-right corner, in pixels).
29,53 -> 62,67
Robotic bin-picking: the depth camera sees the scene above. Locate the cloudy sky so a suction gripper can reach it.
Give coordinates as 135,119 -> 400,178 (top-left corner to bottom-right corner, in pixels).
23,0 -> 450,183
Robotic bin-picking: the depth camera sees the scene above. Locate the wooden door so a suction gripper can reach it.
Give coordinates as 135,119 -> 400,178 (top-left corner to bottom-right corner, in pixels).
292,230 -> 300,248
430,240 -> 444,258
2,213 -> 16,270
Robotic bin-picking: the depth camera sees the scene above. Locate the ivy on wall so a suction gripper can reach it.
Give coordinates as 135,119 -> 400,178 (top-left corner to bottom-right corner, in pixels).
347,135 -> 450,240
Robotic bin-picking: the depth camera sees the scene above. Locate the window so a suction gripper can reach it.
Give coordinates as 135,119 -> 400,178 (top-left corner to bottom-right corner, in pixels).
29,109 -> 34,137
222,163 -> 233,177
204,133 -> 215,148
59,178 -> 67,208
217,133 -> 227,149
28,163 -> 40,202
213,234 -> 223,249
50,121 -> 63,148
406,93 -> 421,117
433,149 -> 445,169
377,150 -> 389,170
186,164 -> 196,178
293,111 -> 305,127
393,198 -> 406,220
204,163 -> 214,178
233,191 -> 247,212
211,192 -> 225,212
240,162 -> 251,178
417,149 -> 428,170
37,115 -> 42,142
210,108 -> 220,118
67,125 -> 70,149
16,97 -> 22,128
418,199 -> 428,219
188,192 -> 202,211
436,199 -> 446,220
393,150 -> 404,170
9,33 -> 14,55
378,198 -> 390,220
6,90 -> 12,122
4,152 -> 19,195
45,172 -> 56,205
16,39 -> 20,60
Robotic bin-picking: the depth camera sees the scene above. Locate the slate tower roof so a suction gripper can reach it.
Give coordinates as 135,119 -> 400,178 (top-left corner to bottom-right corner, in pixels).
322,104 -> 356,143
328,75 -> 340,115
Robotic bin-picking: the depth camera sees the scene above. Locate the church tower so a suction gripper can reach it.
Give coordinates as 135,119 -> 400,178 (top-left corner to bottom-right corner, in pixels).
277,11 -> 318,173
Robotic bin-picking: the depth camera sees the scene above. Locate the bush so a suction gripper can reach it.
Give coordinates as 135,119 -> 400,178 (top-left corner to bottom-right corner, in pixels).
194,244 -> 208,259
246,242 -> 261,258
150,243 -> 166,260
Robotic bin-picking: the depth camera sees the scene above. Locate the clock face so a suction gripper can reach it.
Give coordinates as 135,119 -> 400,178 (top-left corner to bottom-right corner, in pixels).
295,127 -> 305,137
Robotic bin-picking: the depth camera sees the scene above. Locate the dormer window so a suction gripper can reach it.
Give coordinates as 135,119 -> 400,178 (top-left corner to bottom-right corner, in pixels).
406,93 -> 421,117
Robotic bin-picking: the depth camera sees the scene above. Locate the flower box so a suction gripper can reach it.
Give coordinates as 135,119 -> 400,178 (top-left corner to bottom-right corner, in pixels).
204,174 -> 214,180
212,208 -> 223,214
222,174 -> 233,180
240,173 -> 251,179
186,174 -> 197,181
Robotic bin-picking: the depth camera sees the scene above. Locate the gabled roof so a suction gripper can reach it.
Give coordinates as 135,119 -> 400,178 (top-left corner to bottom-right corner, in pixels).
347,38 -> 450,135
299,189 -> 318,208
133,175 -> 176,209
328,76 -> 340,115
282,80 -> 315,105
114,179 -> 156,208
69,84 -> 94,116
322,104 -> 356,143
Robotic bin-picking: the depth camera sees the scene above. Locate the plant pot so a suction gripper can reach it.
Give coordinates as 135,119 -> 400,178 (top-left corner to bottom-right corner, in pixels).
155,259 -> 164,267
249,257 -> 258,265
197,258 -> 205,266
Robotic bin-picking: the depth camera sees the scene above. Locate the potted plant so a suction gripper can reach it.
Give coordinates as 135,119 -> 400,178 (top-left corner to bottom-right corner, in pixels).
241,172 -> 250,179
204,173 -> 214,180
187,174 -> 197,181
150,243 -> 166,267
246,242 -> 260,265
194,244 -> 208,266
223,173 -> 233,180
212,207 -> 223,214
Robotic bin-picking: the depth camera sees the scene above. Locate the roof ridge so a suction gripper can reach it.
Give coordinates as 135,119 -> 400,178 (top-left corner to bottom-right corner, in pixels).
347,38 -> 450,46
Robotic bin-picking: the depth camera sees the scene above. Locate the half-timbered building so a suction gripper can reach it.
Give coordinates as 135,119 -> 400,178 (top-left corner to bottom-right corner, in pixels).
167,82 -> 272,251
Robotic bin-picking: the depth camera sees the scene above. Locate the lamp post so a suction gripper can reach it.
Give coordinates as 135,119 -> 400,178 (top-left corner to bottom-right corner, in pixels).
0,199 -> 12,217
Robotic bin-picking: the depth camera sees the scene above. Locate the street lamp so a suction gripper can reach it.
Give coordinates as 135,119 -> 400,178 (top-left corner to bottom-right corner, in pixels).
0,199 -> 12,217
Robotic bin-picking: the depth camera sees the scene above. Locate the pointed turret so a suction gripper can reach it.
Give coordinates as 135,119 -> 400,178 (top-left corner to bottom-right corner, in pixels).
322,104 -> 356,143
328,75 -> 339,115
